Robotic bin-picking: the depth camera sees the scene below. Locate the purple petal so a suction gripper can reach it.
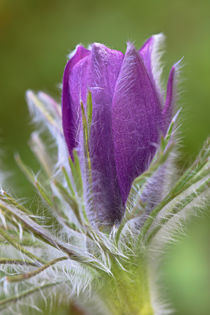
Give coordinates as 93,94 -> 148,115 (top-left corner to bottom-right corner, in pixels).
139,34 -> 165,103
112,43 -> 162,203
139,37 -> 154,80
63,43 -> 124,223
62,45 -> 90,157
88,44 -> 124,222
162,60 -> 180,133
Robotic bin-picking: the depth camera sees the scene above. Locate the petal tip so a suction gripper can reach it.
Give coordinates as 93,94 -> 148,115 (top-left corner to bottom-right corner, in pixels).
169,56 -> 184,84
125,41 -> 138,56
91,42 -> 110,51
174,56 -> 184,69
67,44 -> 89,60
153,32 -> 165,40
91,43 -> 115,62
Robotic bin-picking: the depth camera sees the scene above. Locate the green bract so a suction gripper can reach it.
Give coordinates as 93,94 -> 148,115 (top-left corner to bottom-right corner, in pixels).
0,90 -> 209,315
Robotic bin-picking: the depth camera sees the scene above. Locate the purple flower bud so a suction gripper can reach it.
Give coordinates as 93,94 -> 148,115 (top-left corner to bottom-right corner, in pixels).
62,34 -> 178,224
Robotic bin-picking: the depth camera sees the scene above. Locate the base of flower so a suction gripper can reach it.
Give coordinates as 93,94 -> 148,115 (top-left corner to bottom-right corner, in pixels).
98,254 -> 154,315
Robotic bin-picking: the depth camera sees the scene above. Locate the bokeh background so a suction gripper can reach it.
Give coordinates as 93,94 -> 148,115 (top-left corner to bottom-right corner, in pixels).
0,0 -> 210,314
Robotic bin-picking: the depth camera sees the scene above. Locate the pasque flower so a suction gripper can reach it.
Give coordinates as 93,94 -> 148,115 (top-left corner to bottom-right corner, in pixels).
0,33 -> 209,315
62,34 -> 177,224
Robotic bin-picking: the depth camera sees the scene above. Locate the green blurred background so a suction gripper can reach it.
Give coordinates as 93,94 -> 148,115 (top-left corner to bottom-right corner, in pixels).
0,0 -> 209,314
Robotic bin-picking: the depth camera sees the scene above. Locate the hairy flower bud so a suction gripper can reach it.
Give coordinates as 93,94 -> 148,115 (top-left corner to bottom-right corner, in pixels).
1,33 -> 209,315
62,34 -> 178,224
